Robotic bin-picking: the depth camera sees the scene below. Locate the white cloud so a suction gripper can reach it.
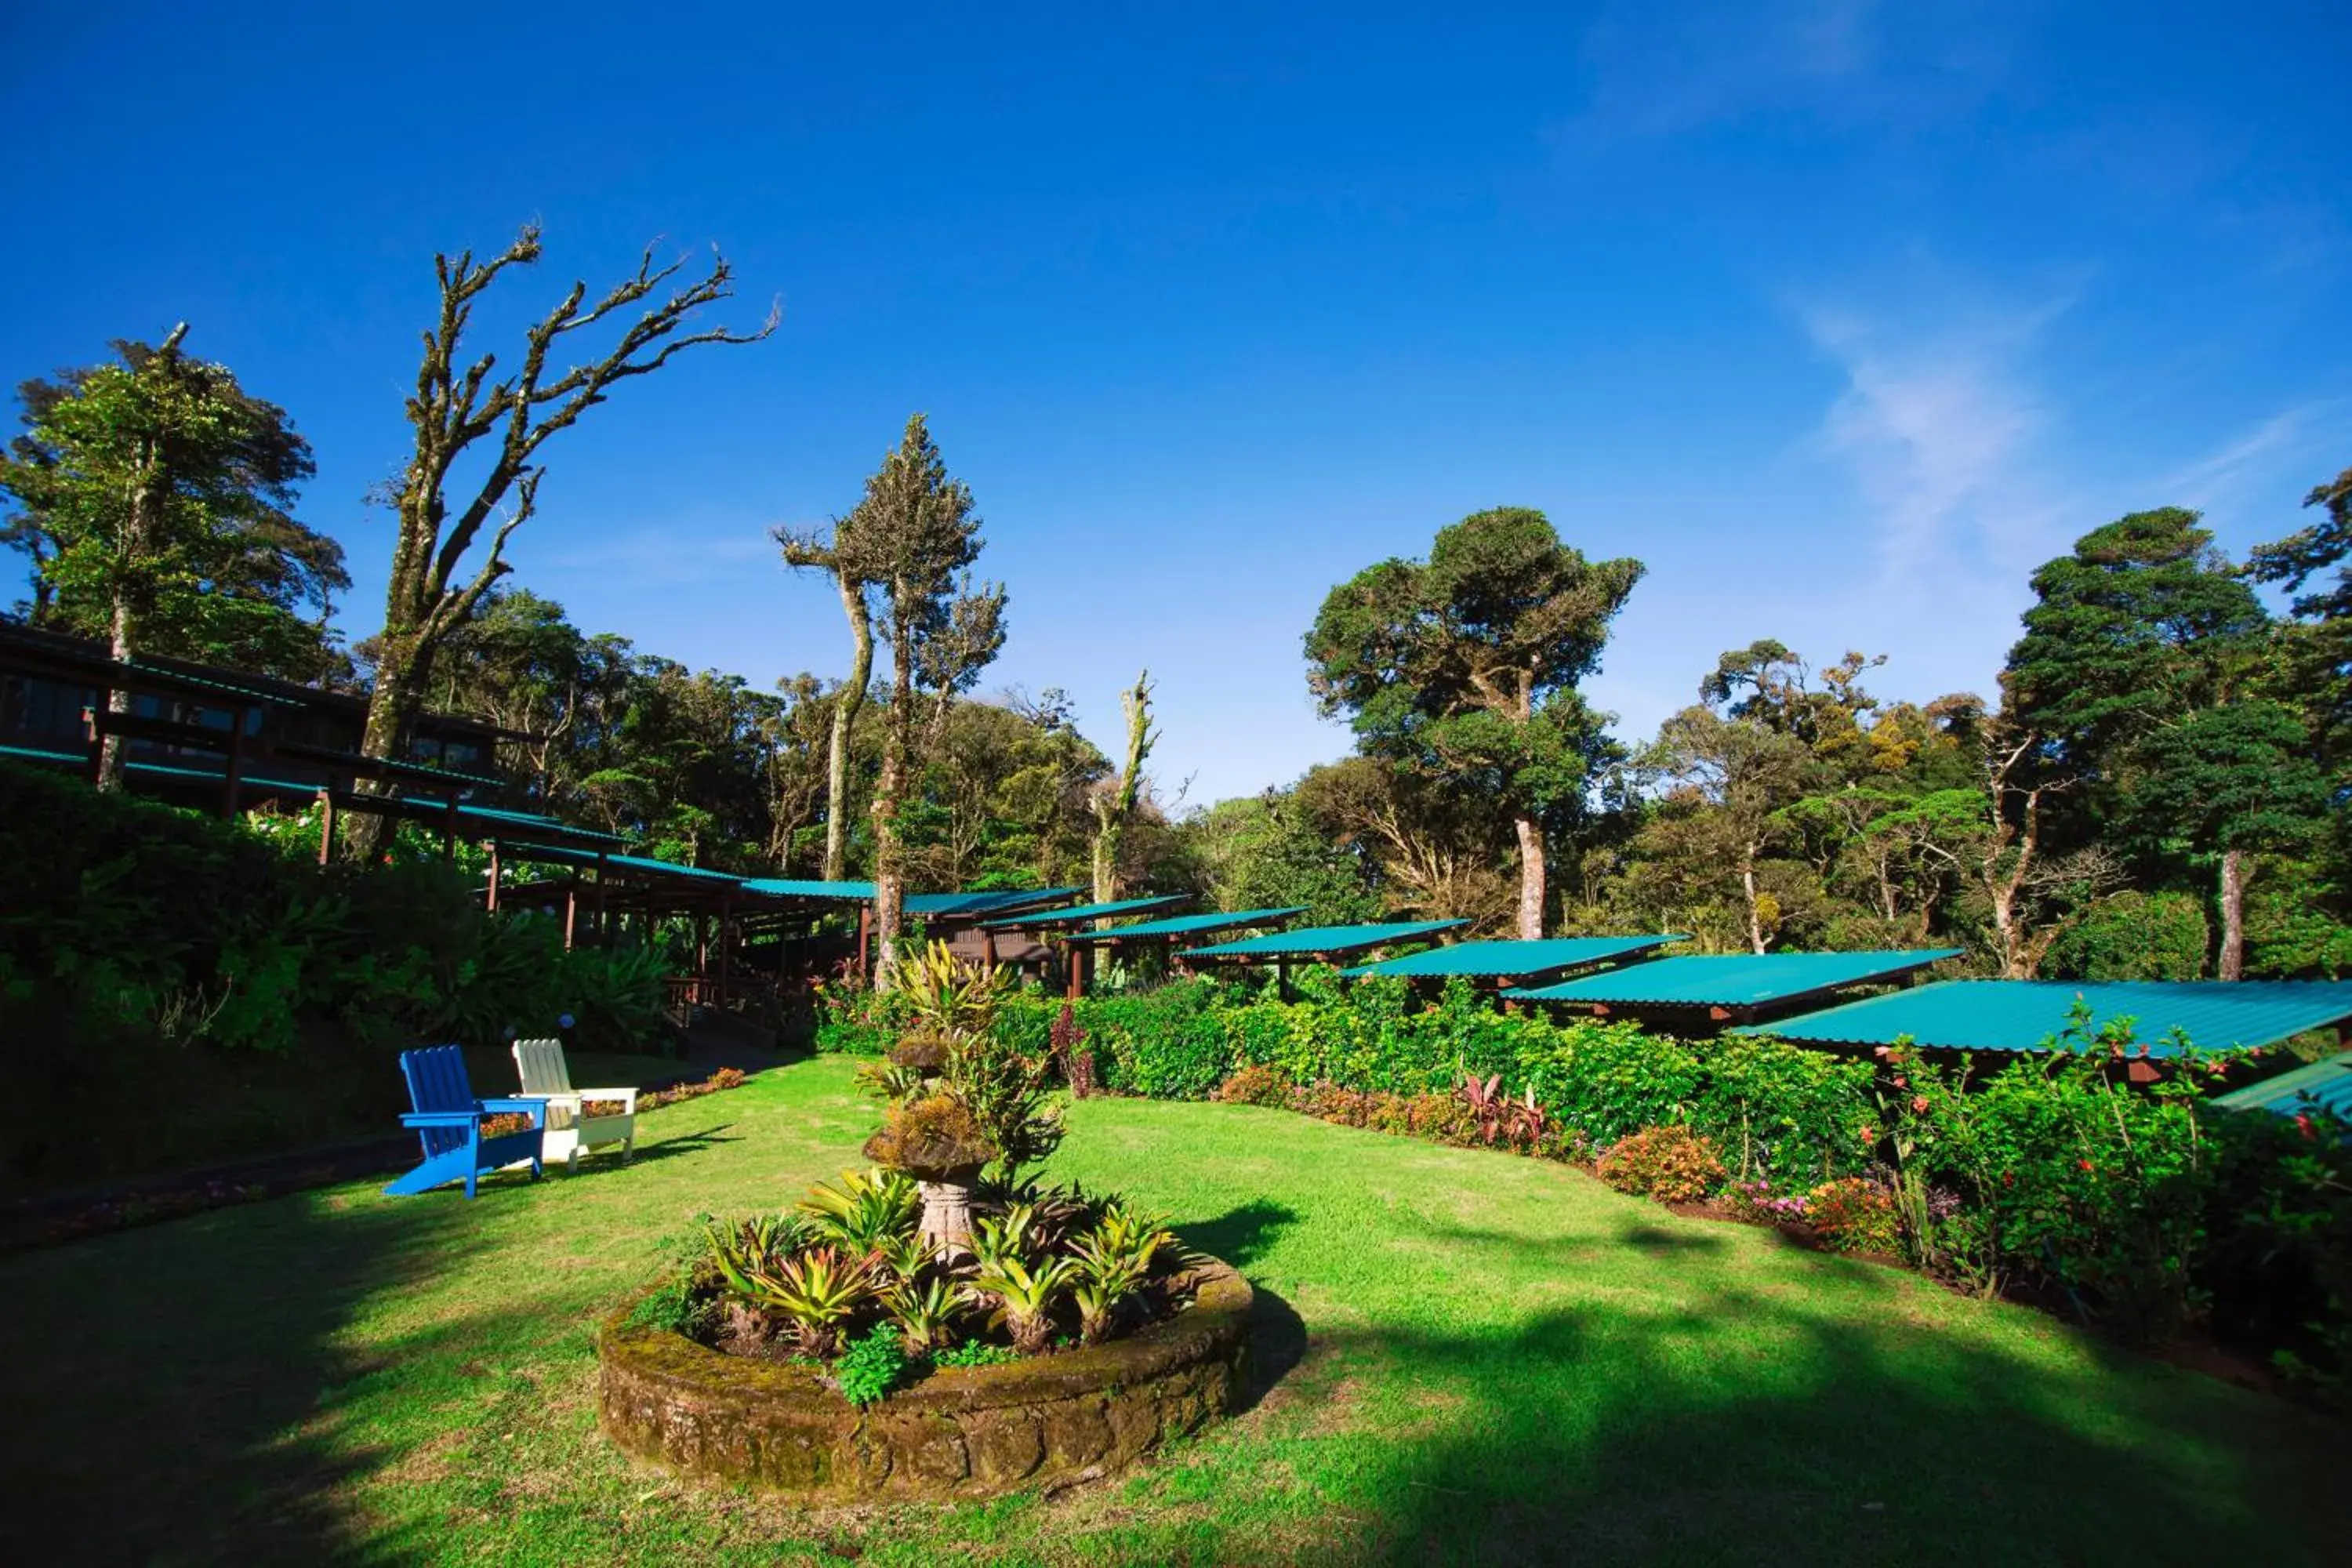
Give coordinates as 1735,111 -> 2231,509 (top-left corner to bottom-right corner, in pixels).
2158,401 -> 2345,512
1802,293 -> 2073,593
1561,0 -> 2011,147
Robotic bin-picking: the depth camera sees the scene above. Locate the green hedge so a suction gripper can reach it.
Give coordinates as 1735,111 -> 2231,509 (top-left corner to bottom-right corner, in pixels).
898,973 -> 1876,1185
0,760 -> 673,1188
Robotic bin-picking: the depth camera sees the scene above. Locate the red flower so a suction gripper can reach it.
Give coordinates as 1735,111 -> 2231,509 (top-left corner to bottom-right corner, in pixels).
1893,1075 -> 1909,1089
1911,1095 -> 1930,1114
2296,1113 -> 2317,1141
2078,1159 -> 2094,1172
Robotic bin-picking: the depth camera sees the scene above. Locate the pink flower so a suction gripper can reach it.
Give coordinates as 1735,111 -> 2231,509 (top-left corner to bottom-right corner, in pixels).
1911,1095 -> 1930,1114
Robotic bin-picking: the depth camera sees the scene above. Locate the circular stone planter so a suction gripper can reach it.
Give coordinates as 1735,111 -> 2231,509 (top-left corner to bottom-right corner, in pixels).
596,1258 -> 1254,1499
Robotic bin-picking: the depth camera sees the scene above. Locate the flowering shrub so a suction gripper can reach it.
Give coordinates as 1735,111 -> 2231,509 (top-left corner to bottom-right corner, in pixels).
1806,1177 -> 1901,1254
1596,1125 -> 1726,1204
1214,1064 -> 1291,1107
1726,1179 -> 1810,1227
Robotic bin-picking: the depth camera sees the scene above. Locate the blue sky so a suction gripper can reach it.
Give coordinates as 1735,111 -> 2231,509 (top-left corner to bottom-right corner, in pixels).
4,2 -> 2347,806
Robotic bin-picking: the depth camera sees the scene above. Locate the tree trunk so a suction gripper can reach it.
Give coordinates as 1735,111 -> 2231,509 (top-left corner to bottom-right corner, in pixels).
822,573 -> 873,882
870,630 -> 915,985
1512,811 -> 1544,940
97,449 -> 166,793
344,648 -> 430,862
97,597 -> 138,792
1088,671 -> 1155,907
1741,839 -> 1766,954
1091,821 -> 1122,907
2217,848 -> 2247,982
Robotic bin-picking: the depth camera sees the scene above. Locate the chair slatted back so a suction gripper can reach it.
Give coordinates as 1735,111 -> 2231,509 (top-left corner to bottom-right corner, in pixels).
512,1038 -> 575,1098
400,1045 -> 477,1159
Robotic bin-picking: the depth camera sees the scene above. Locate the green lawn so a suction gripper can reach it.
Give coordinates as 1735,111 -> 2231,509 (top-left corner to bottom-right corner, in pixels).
5,1056 -> 2347,1566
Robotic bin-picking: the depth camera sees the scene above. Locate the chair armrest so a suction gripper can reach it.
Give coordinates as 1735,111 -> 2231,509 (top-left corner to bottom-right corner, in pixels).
477,1096 -> 550,1124
400,1111 -> 483,1129
573,1087 -> 640,1111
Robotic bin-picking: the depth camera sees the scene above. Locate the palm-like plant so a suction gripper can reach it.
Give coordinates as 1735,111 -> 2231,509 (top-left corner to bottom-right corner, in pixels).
703,1212 -> 811,1298
1067,1202 -> 1174,1343
800,1167 -> 920,1250
967,1254 -> 1078,1355
881,1275 -> 963,1355
873,1230 -> 934,1286
898,939 -> 1007,1036
970,1202 -> 1044,1273
739,1244 -> 875,1356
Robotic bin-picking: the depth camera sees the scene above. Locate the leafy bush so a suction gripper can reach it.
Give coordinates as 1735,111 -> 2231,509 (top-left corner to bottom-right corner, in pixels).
931,1340 -> 1021,1368
1883,1025 -> 2216,1342
2046,890 -> 2210,981
833,1322 -> 910,1408
1596,1125 -> 1726,1204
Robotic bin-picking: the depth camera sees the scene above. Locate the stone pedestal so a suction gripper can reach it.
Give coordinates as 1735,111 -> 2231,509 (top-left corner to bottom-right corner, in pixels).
916,1170 -> 979,1256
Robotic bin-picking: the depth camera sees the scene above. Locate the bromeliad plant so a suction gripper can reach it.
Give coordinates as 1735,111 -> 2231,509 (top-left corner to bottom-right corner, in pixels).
800,1167 -> 922,1250
689,1174 -> 1196,1398
971,1253 -> 1080,1356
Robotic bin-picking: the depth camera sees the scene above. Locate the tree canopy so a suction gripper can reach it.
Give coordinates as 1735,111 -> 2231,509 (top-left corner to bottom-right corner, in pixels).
1305,507 -> 1642,938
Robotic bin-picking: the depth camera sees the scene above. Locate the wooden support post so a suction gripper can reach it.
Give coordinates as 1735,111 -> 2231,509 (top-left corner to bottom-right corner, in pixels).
982,929 -> 999,970
717,895 -> 734,1007
564,884 -> 578,951
1277,960 -> 1290,1003
221,706 -> 249,818
315,789 -> 336,867
486,843 -> 503,913
857,905 -> 873,985
593,851 -> 609,942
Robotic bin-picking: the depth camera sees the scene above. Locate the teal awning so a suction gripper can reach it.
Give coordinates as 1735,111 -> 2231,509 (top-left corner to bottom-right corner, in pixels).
1736,979 -> 2352,1056
1342,935 -> 1686,981
740,877 -> 878,902
981,894 -> 1192,930
1184,918 -> 1469,960
1058,906 -> 1305,946
2212,1052 -> 2352,1123
907,886 -> 1080,917
1509,949 -> 1962,1010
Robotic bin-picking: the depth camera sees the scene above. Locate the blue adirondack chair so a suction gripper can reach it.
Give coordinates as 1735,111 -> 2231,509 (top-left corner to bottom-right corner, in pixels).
385,1045 -> 549,1198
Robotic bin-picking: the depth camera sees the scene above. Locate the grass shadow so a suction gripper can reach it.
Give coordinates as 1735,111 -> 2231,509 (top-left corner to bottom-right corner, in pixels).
554,1124 -> 743,1179
1176,1198 -> 1302,1270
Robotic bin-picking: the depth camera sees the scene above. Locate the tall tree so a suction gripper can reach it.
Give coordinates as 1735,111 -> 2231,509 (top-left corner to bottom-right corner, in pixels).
846,415 -> 1006,978
776,515 -> 880,880
2250,460 -> 2352,767
1305,508 -> 1642,938
2002,507 -> 2278,975
1649,703 -> 1814,953
0,328 -> 339,785
1089,670 -> 1158,903
351,226 -> 771,855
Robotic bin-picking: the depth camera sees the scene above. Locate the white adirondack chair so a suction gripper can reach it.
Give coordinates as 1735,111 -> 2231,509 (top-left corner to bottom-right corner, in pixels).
510,1038 -> 637,1169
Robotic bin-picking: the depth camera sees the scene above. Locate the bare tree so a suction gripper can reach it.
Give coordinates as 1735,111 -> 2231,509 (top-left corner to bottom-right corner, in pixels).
350,225 -> 773,855
1089,670 -> 1158,903
777,521 -> 879,881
